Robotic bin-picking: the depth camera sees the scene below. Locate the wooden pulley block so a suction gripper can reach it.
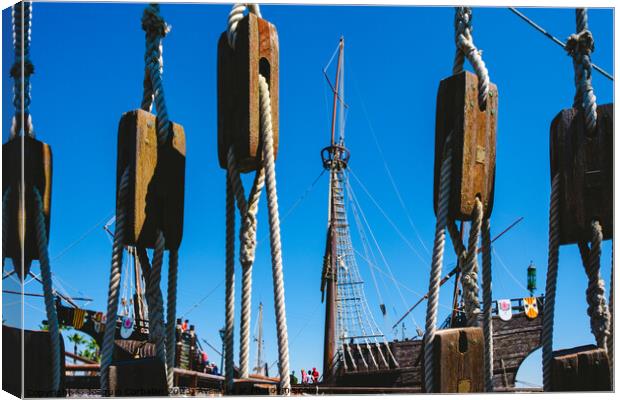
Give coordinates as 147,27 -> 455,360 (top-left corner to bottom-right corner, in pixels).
424,327 -> 484,393
551,344 -> 611,391
116,109 -> 186,250
2,135 -> 52,276
550,104 -> 613,245
108,357 -> 167,396
217,12 -> 279,172
433,71 -> 498,221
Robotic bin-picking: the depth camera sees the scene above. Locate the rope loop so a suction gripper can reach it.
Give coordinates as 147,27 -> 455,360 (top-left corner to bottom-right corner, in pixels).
142,3 -> 170,39
453,6 -> 490,111
227,3 -> 262,49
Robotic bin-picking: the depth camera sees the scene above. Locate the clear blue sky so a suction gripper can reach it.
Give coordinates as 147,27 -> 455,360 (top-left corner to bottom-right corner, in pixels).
2,3 -> 613,388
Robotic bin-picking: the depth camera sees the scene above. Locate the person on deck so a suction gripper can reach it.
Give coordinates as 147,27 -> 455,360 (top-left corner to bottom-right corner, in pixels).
301,369 -> 307,384
212,363 -> 219,375
312,367 -> 319,383
290,371 -> 298,385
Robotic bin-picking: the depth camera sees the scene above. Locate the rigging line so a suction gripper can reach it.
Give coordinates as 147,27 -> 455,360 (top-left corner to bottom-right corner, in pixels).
179,279 -> 225,319
508,7 -> 613,81
492,247 -> 529,292
24,300 -> 46,315
344,176 -> 422,330
352,76 -> 431,258
51,212 -> 115,262
348,168 -> 428,266
200,338 -> 223,357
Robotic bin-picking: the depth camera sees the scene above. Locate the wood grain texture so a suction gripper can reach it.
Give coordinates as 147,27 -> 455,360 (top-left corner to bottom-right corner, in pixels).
551,345 -> 611,391
2,136 -> 53,273
550,104 -> 613,245
217,13 -> 279,172
434,71 -> 497,220
116,109 -> 186,250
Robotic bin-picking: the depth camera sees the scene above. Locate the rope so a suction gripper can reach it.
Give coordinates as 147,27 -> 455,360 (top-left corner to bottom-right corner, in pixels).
542,173 -> 560,391
481,216 -> 493,392
141,3 -> 171,144
423,134 -> 452,393
166,249 -> 178,387
462,199 -> 482,327
258,74 -> 291,394
100,167 -> 129,394
2,188 -> 11,265
227,148 -> 265,378
224,170 -> 236,393
453,7 -> 490,110
608,249 -> 613,378
583,221 -> 610,350
34,187 -> 60,394
226,3 -> 262,49
148,230 -> 167,371
566,8 -> 597,135
10,1 -> 35,139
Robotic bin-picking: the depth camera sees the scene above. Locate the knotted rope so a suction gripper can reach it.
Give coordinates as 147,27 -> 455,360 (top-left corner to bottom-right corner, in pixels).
10,1 -> 35,139
34,187 -> 61,394
226,3 -> 261,48
480,216 -> 493,392
453,6 -> 490,110
461,199 -> 482,327
149,231 -> 167,369
423,134 -> 452,393
100,168 -> 129,394
566,8 -> 597,135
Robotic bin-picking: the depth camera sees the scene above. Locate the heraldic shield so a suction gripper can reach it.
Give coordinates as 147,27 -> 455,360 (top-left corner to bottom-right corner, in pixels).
497,299 -> 512,321
523,297 -> 539,319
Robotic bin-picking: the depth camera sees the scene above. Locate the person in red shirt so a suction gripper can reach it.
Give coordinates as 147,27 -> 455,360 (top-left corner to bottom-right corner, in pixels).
311,367 -> 319,383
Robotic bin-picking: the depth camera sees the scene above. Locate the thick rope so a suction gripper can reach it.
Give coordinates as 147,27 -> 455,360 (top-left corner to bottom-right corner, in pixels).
608,249 -> 613,377
462,199 -> 482,327
423,134 -> 452,393
227,148 -> 265,378
542,173 -> 560,391
226,3 -> 262,49
481,216 -> 493,392
583,221 -> 610,350
258,74 -> 291,394
100,167 -> 129,394
566,8 -> 597,135
224,170 -> 236,393
10,1 -> 34,139
34,187 -> 60,394
141,3 -> 171,145
453,7 -> 490,110
148,230 -> 167,372
166,249 -> 178,388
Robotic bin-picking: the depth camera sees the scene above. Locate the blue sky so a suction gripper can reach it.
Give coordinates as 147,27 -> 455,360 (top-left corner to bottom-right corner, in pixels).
2,3 -> 613,388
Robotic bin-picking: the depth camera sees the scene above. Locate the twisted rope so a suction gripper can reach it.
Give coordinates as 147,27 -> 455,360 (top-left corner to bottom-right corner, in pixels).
608,249 -> 613,377
542,173 -> 560,391
481,216 -> 493,392
148,230 -> 167,372
258,74 -> 291,394
226,3 -> 262,49
462,199 -> 482,327
166,249 -> 178,388
423,134 -> 452,393
227,147 -> 265,378
100,167 -> 129,394
10,1 -> 34,139
583,221 -> 610,350
224,170 -> 236,393
34,187 -> 60,394
453,7 -> 490,110
566,8 -> 597,135
141,3 -> 171,144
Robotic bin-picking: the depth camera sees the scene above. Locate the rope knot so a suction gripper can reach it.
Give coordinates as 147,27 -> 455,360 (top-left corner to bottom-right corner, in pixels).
10,59 -> 34,79
142,4 -> 170,39
566,30 -> 595,57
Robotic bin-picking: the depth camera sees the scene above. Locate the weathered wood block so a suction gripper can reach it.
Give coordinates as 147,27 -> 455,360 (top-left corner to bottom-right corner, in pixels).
2,325 -> 66,397
425,327 -> 484,393
108,357 -> 167,397
550,104 -> 613,245
2,136 -> 52,275
434,71 -> 497,220
116,110 -> 186,250
217,13 -> 279,172
551,344 -> 611,391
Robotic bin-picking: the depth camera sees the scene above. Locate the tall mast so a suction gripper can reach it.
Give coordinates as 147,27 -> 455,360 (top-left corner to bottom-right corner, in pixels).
254,302 -> 264,375
321,37 -> 348,383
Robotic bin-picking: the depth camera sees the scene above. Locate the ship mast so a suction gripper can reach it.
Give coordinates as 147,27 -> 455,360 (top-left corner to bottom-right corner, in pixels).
253,302 -> 265,375
321,37 -> 348,383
